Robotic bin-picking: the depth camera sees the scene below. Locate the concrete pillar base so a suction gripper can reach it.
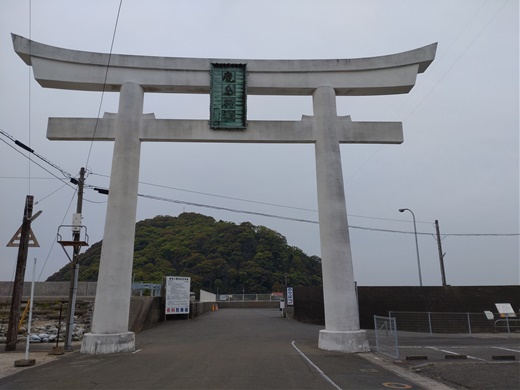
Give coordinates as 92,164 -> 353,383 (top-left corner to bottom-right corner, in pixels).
81,332 -> 135,354
318,329 -> 370,353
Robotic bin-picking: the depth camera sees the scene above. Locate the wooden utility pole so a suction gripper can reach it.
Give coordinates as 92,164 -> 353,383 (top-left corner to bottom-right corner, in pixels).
5,195 -> 34,351
64,167 -> 85,350
435,220 -> 447,286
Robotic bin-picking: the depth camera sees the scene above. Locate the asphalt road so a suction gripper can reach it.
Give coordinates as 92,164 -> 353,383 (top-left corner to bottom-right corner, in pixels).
0,309 -> 518,389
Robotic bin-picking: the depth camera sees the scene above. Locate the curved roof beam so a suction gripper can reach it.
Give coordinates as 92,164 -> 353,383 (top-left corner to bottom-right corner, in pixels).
12,34 -> 436,96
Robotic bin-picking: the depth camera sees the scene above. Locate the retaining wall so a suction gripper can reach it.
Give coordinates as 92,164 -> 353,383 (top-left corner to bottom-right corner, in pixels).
0,281 -> 97,298
292,285 -> 520,330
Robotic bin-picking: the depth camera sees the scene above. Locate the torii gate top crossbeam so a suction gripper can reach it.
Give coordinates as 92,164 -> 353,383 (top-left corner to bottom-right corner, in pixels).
12,34 -> 436,96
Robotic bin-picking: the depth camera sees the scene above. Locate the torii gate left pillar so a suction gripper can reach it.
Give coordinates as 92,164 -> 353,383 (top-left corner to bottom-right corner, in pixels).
13,34 -> 436,354
84,82 -> 144,352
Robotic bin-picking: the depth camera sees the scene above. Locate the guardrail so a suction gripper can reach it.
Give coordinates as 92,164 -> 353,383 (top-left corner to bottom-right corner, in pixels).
132,282 -> 161,297
388,311 -> 520,336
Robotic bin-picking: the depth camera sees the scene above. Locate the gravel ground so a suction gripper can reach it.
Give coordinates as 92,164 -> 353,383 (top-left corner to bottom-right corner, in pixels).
0,341 -> 81,380
414,361 -> 520,390
0,350 -> 60,379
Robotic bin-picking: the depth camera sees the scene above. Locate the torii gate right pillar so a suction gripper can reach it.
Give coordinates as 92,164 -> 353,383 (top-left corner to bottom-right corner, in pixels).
313,86 -> 369,352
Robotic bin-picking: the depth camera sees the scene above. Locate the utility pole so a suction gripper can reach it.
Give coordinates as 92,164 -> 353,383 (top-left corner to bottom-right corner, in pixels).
435,220 -> 447,286
64,168 -> 85,350
5,195 -> 34,351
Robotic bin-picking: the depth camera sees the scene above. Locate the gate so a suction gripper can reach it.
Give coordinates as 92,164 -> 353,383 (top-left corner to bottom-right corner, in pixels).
374,315 -> 399,359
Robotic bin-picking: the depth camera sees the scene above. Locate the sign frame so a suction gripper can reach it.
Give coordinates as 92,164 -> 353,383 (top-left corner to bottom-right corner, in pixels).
209,63 -> 247,130
165,276 -> 191,315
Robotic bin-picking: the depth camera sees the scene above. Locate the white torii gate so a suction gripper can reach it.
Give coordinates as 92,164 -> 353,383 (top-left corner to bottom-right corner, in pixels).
13,34 -> 436,354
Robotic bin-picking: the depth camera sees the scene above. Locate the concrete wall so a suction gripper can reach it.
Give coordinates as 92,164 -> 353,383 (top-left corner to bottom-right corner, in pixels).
199,290 -> 216,302
292,285 -> 520,329
128,296 -> 162,333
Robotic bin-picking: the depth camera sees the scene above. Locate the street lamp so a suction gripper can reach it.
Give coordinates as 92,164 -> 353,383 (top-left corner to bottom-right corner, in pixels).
399,208 -> 423,286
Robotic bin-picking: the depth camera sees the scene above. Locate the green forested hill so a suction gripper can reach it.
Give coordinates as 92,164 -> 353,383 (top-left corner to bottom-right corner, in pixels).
46,213 -> 322,294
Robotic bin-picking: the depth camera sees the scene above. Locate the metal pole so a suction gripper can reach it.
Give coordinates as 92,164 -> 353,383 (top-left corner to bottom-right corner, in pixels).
467,313 -> 472,336
399,209 -> 423,286
373,316 -> 380,352
435,220 -> 447,286
427,312 -> 432,336
55,304 -> 63,348
505,314 -> 511,336
392,317 -> 399,359
24,258 -> 37,361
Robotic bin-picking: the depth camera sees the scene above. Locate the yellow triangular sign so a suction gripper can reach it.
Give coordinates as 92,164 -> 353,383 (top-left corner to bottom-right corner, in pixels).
6,226 -> 40,248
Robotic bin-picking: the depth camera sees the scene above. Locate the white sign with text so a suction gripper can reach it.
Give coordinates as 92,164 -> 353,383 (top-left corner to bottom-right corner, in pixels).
165,276 -> 191,315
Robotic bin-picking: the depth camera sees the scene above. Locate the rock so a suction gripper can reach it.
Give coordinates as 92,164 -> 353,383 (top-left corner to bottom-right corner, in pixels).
29,335 -> 41,343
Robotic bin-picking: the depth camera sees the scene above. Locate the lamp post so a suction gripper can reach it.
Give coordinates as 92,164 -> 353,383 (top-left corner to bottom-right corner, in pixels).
399,208 -> 423,286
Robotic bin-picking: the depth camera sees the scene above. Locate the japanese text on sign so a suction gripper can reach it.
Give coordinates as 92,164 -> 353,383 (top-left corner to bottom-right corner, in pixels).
210,63 -> 247,129
165,276 -> 191,315
287,287 -> 294,306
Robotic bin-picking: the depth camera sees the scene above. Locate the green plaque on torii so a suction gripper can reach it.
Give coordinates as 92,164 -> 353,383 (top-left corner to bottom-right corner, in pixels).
209,63 -> 247,129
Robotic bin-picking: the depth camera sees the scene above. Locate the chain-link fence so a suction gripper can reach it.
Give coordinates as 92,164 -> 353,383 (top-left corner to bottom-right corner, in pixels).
374,315 -> 399,359
389,311 -> 520,335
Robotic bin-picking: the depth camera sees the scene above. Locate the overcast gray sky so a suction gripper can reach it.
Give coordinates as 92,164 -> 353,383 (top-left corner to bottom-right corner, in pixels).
1,0 -> 518,287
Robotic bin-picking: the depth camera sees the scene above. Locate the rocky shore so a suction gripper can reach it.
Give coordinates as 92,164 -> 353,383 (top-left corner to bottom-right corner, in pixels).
0,300 -> 93,346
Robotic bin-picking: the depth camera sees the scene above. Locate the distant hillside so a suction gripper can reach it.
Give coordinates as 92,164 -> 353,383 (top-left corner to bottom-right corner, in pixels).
46,213 -> 322,294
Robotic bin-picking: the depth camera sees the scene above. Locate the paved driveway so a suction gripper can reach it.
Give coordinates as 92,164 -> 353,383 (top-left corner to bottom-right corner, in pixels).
1,309 -> 436,390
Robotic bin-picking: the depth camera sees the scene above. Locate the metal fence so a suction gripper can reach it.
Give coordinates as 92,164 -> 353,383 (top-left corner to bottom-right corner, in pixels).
389,311 -> 520,335
374,315 -> 399,359
132,282 -> 161,297
217,294 -> 283,302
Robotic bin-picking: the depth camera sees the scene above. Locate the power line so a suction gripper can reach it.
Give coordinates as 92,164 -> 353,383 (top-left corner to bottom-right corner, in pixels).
0,129 -> 73,179
84,0 -> 123,168
92,172 -> 435,224
91,172 -> 318,213
0,136 -> 76,195
37,189 -> 77,281
2,127 -> 516,237
342,0 -> 510,182
89,186 -> 518,238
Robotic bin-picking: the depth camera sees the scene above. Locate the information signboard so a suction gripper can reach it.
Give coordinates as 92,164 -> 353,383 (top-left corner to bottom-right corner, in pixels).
209,63 -> 247,129
165,276 -> 191,315
495,303 -> 516,317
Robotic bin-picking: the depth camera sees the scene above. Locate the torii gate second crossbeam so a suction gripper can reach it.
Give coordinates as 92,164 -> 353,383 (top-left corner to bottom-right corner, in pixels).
13,34 -> 436,354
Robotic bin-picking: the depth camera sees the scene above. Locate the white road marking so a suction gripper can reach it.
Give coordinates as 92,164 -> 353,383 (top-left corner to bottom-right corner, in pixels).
492,346 -> 520,353
291,341 -> 342,390
426,346 -> 486,362
132,349 -> 142,354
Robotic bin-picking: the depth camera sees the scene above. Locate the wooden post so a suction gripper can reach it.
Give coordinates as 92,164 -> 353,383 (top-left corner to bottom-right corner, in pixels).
5,195 -> 34,351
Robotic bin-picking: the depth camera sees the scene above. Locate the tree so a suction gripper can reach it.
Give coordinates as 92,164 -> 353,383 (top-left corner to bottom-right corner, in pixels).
47,212 -> 323,295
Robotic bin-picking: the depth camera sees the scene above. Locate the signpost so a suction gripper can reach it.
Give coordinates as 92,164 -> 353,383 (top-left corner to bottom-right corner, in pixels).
286,287 -> 294,306
165,276 -> 191,315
